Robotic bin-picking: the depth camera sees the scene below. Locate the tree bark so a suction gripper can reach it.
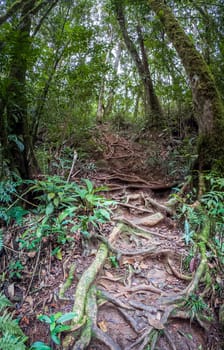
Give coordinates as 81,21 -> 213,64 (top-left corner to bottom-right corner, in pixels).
113,1 -> 163,126
148,0 -> 224,173
4,1 -> 40,178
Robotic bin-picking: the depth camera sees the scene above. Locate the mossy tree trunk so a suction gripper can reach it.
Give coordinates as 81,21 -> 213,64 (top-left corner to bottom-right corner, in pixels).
148,0 -> 224,174
113,0 -> 163,126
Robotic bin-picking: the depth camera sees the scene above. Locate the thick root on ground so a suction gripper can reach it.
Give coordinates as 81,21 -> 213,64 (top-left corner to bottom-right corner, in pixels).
62,243 -> 108,349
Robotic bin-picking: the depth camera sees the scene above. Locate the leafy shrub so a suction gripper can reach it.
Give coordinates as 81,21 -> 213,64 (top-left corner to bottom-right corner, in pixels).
19,176 -> 114,250
174,173 -> 224,262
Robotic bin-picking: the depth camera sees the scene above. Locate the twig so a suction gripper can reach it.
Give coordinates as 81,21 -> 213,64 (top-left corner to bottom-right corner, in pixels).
118,202 -> 154,214
23,243 -> 42,302
67,150 -> 78,182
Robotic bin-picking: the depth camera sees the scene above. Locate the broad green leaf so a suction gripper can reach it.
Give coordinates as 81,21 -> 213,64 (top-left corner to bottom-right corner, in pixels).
57,312 -> 77,323
51,332 -> 60,345
30,341 -> 52,350
53,197 -> 60,207
47,193 -> 55,200
38,315 -> 52,324
46,203 -> 54,215
97,208 -> 110,220
58,207 -> 77,222
50,321 -> 56,332
82,178 -> 93,193
54,324 -> 71,333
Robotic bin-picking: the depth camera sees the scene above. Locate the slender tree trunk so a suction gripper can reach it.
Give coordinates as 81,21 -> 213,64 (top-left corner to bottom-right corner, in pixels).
104,42 -> 122,117
136,24 -> 163,126
113,1 -> 162,126
133,87 -> 141,120
148,0 -> 224,173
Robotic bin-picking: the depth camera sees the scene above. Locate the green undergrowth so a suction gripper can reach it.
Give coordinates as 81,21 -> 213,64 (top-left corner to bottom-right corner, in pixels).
0,174 -> 115,348
0,292 -> 27,350
172,172 -> 224,316
0,175 -> 114,254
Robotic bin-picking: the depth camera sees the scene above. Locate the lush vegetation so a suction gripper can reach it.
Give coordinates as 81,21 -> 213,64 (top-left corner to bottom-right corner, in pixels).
0,0 -> 224,348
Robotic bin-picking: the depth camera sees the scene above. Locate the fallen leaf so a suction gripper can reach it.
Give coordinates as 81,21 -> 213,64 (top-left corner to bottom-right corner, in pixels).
27,251 -> 36,258
21,316 -> 30,325
98,321 -> 108,332
7,283 -> 15,299
104,271 -> 114,278
25,296 -> 34,308
120,256 -> 136,265
140,262 -> 148,269
148,316 -> 164,330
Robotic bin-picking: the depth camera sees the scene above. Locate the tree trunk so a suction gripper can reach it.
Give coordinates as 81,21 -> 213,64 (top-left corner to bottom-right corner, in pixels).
113,1 -> 163,126
3,1 -> 39,178
104,42 -> 122,117
136,24 -> 163,126
148,0 -> 224,173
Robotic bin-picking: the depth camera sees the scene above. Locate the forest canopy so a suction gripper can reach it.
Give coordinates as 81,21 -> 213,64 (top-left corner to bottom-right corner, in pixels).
0,0 -> 223,178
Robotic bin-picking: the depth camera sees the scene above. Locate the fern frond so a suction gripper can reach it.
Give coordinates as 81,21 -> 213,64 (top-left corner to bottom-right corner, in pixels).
0,293 -> 12,312
0,311 -> 24,336
0,331 -> 27,350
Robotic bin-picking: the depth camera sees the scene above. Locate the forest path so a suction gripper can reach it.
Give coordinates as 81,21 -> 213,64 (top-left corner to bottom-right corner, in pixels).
19,124 -> 207,349
83,125 -> 206,350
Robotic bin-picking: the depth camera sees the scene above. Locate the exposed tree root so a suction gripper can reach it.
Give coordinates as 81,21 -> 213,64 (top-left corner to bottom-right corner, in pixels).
114,217 -> 176,240
184,220 -> 210,295
95,233 -> 161,256
73,286 -> 121,350
58,264 -> 76,300
164,329 -> 177,350
61,204 -> 213,350
145,195 -> 174,215
167,257 -> 192,281
98,289 -> 133,310
62,243 -> 108,349
92,325 -> 122,350
117,307 -> 143,333
116,283 -> 164,296
118,202 -> 154,214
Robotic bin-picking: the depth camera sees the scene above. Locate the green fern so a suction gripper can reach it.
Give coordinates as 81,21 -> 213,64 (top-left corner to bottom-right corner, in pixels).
0,311 -> 25,336
0,293 -> 12,312
0,331 -> 27,350
0,293 -> 27,350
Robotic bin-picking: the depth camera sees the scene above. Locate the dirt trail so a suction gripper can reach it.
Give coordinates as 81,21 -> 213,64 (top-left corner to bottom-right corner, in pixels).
16,125 -> 211,349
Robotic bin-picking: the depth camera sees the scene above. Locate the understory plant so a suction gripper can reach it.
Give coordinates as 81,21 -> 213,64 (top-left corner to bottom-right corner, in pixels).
18,176 -> 114,251
31,311 -> 76,348
174,172 -> 224,282
0,292 -> 27,350
0,176 -> 29,226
